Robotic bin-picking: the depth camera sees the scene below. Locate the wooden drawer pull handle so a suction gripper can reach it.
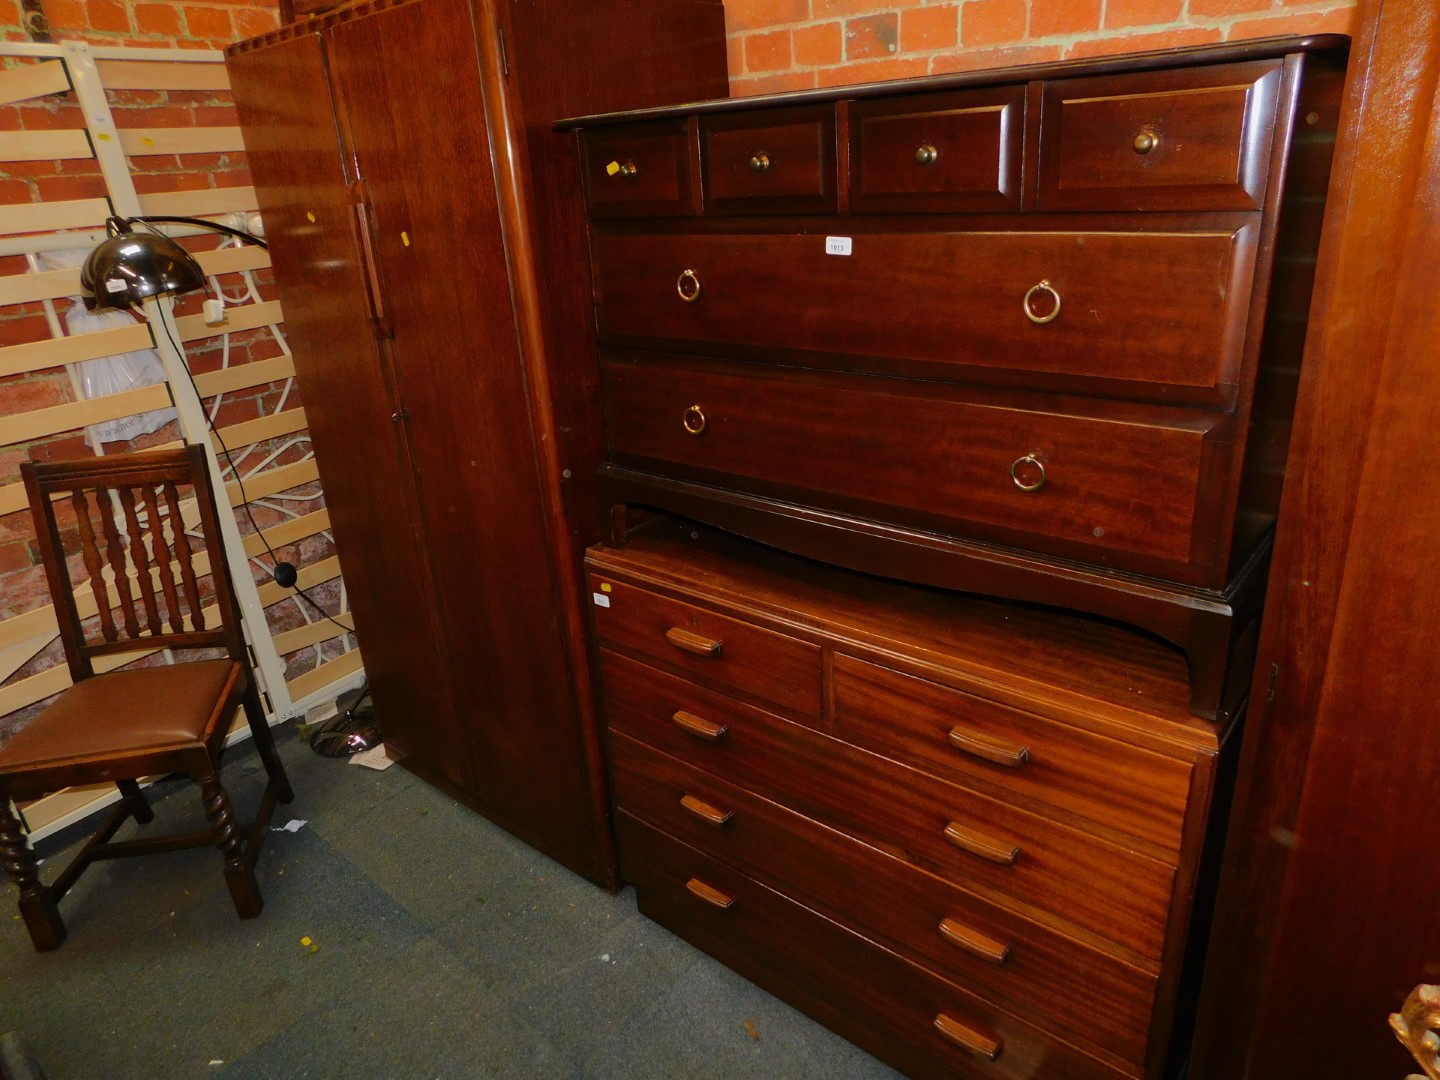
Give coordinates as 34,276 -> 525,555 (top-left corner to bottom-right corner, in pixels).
938,917 -> 1011,965
685,877 -> 737,910
943,822 -> 1020,867
666,626 -> 722,657
749,151 -> 771,173
947,726 -> 1029,768
933,1013 -> 1002,1061
680,794 -> 733,827
915,144 -> 938,166
671,709 -> 728,742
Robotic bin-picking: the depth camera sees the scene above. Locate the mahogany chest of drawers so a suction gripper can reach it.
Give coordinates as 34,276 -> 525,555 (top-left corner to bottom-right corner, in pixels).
586,521 -> 1230,1080
561,36 -> 1348,720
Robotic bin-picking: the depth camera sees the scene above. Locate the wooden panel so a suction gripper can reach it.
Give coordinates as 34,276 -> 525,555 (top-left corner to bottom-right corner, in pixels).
0,265 -> 83,306
240,507 -> 330,558
601,648 -> 1177,961
0,60 -> 70,104
620,815 -> 1132,1080
0,322 -> 153,378
194,244 -> 271,275
118,127 -> 245,157
591,226 -> 1259,403
612,733 -> 1158,1068
0,129 -> 92,162
0,384 -> 169,445
256,553 -> 340,607
587,572 -> 822,716
1039,60 -> 1282,211
222,458 -> 318,507
580,119 -> 697,218
605,355 -> 1219,577
272,615 -> 355,655
213,405 -> 308,450
701,105 -> 837,215
96,59 -> 229,91
0,198 -> 110,236
191,352 -> 294,395
137,186 -> 260,218
285,646 -> 362,699
850,85 -> 1024,214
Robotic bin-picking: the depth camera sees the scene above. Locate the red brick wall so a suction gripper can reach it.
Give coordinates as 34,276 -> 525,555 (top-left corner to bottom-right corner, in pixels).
5,0 -> 280,48
724,0 -> 1357,94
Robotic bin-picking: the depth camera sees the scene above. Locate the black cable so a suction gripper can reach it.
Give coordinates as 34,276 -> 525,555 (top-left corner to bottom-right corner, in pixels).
131,215 -> 268,249
154,313 -> 355,641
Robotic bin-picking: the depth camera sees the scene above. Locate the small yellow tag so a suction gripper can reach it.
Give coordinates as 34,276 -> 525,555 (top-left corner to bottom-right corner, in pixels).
306,211 -> 316,223
401,231 -> 410,247
605,161 -> 620,177
600,582 -> 612,593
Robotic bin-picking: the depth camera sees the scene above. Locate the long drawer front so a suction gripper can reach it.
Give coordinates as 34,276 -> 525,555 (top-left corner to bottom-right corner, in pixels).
592,226 -> 1258,403
605,354 -> 1220,576
620,813 -> 1132,1080
612,731 -> 1157,1069
601,648 -> 1177,961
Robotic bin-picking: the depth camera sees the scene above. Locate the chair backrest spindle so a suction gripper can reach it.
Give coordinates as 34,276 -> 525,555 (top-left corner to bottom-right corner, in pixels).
116,486 -> 165,637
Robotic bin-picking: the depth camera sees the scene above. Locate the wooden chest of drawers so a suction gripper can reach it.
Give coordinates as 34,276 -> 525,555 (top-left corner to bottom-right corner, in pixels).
561,37 -> 1348,719
586,521 -> 1230,1080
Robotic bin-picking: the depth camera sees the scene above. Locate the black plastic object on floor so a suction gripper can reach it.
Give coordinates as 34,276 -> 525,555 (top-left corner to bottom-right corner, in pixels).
0,1032 -> 47,1080
307,684 -> 379,758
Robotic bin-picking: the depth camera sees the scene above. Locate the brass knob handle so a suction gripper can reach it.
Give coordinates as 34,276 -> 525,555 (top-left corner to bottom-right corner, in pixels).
748,151 -> 771,173
676,268 -> 701,302
1022,280 -> 1061,325
682,405 -> 707,435
915,144 -> 938,166
1133,131 -> 1158,155
1010,454 -> 1046,493
608,160 -> 638,178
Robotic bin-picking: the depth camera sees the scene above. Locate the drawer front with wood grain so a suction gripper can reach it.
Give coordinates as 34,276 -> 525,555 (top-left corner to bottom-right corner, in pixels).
1038,60 -> 1283,211
605,355 -> 1220,578
600,648 -> 1177,960
849,85 -> 1025,213
700,105 -> 837,215
587,573 -> 821,716
612,732 -> 1158,1067
620,814 -> 1134,1080
592,226 -> 1258,404
580,119 -> 697,218
832,655 -> 1194,852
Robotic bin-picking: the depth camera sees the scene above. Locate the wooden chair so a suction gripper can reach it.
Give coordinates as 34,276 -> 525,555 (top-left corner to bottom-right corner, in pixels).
0,445 -> 293,951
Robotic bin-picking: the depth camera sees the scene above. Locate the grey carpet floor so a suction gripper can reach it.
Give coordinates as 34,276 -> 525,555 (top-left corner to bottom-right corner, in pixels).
0,724 -> 904,1080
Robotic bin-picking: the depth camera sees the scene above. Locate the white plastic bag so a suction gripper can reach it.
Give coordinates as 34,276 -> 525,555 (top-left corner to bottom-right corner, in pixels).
66,302 -> 177,445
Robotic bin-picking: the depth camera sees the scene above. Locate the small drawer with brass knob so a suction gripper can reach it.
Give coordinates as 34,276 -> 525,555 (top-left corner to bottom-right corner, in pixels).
580,118 -> 698,218
849,85 -> 1024,213
1038,58 -> 1282,211
700,105 -> 836,215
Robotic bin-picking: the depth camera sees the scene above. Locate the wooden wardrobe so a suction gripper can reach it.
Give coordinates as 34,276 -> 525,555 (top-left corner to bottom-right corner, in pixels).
225,0 -> 726,885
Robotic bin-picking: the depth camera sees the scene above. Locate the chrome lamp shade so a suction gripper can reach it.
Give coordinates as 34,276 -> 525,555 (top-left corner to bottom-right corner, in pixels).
80,217 -> 206,311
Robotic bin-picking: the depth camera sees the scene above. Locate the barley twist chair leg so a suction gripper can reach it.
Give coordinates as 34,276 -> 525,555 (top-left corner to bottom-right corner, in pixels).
200,775 -> 262,919
0,797 -> 65,951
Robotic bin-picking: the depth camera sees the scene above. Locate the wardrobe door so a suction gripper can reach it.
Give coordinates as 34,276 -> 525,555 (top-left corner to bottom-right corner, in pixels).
228,33 -> 465,788
326,0 -> 604,862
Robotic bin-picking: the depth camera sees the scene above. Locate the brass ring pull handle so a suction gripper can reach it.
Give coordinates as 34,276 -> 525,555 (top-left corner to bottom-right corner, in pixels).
915,144 -> 938,165
947,725 -> 1030,768
749,151 -> 771,173
1133,131 -> 1159,154
1010,454 -> 1046,493
1022,279 -> 1061,324
943,821 -> 1020,866
938,917 -> 1011,965
686,878 -> 737,910
683,404 -> 707,435
671,709 -> 729,742
680,794 -> 734,828
676,268 -> 701,302
933,1014 -> 1003,1062
666,626 -> 722,657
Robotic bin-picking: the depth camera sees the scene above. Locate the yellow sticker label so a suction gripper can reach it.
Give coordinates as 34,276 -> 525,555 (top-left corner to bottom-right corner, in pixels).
600,582 -> 612,593
401,231 -> 410,247
605,161 -> 620,176
96,132 -> 112,141
306,211 -> 316,223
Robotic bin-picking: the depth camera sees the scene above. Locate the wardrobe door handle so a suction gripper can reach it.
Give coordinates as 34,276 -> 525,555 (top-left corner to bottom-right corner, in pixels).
666,626 -> 722,657
947,726 -> 1029,768
933,1013 -> 1002,1061
943,822 -> 1020,866
686,878 -> 737,910
680,794 -> 733,827
938,917 -> 1011,965
671,709 -> 728,742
